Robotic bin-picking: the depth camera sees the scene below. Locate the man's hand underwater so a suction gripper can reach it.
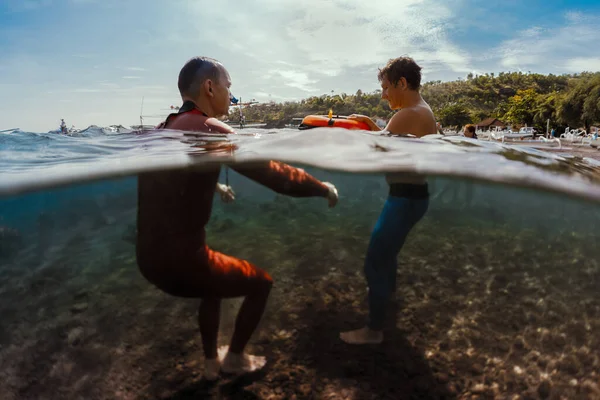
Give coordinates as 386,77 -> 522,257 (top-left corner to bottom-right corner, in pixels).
216,183 -> 236,203
322,182 -> 339,208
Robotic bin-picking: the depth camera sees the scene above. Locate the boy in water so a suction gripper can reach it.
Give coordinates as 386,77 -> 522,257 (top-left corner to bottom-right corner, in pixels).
136,57 -> 339,378
341,57 -> 438,344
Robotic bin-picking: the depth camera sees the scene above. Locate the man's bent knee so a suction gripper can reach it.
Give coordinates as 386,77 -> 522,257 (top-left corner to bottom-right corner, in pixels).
256,272 -> 273,295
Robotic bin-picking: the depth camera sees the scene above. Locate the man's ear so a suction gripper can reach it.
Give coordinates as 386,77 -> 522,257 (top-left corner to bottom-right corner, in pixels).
204,79 -> 214,96
400,77 -> 408,90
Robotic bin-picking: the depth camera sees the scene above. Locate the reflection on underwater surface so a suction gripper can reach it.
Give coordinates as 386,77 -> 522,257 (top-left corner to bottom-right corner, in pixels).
0,164 -> 599,399
2,128 -> 600,202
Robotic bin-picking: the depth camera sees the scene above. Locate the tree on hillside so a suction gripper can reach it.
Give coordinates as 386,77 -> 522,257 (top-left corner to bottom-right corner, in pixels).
558,75 -> 600,132
470,110 -> 488,123
228,72 -> 599,130
436,102 -> 472,127
533,92 -> 559,131
502,89 -> 539,126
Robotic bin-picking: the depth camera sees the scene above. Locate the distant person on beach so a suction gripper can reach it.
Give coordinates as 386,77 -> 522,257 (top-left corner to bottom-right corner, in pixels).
340,57 -> 437,344
136,56 -> 339,379
436,122 -> 444,135
60,119 -> 67,134
464,124 -> 477,139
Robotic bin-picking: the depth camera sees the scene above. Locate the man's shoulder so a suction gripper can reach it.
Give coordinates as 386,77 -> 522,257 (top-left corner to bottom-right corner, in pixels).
204,117 -> 235,134
206,118 -> 235,133
388,107 -> 426,127
387,105 -> 436,136
393,104 -> 433,119
166,113 -> 235,134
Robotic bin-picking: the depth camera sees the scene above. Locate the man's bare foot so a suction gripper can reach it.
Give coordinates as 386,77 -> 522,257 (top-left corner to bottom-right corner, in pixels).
203,346 -> 232,380
219,345 -> 267,374
340,326 -> 383,344
203,357 -> 221,381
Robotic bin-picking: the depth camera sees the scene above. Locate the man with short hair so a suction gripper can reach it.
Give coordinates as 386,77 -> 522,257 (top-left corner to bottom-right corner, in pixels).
341,57 -> 437,344
136,56 -> 339,378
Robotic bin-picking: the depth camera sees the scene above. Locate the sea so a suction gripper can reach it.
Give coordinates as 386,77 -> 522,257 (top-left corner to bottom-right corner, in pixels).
0,126 -> 599,400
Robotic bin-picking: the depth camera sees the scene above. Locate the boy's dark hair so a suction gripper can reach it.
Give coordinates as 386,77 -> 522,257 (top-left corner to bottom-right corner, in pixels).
377,57 -> 422,90
465,124 -> 476,134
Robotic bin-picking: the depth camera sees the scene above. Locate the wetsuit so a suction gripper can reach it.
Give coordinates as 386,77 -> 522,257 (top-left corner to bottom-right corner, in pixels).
136,101 -> 330,356
364,181 -> 429,330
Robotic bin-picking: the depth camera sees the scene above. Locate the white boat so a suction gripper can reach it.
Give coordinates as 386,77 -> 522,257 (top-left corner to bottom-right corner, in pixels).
489,126 -> 537,141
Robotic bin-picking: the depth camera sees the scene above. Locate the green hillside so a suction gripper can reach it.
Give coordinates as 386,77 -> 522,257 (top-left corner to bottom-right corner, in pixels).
229,71 -> 600,133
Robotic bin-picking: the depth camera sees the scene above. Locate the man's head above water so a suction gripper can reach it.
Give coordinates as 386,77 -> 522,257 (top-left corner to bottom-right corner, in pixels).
178,57 -> 232,118
377,57 -> 422,110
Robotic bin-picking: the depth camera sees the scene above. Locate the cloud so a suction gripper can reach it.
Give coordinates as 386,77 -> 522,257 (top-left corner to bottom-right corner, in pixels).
73,88 -> 105,93
493,12 -> 600,73
72,54 -> 97,59
174,0 -> 475,106
188,0 -> 469,78
1,0 -> 52,13
266,69 -> 319,92
1,0 -> 599,131
565,57 -> 600,73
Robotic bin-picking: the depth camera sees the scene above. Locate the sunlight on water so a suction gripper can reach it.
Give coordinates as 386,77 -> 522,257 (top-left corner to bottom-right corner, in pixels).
2,128 -> 600,202
0,128 -> 599,399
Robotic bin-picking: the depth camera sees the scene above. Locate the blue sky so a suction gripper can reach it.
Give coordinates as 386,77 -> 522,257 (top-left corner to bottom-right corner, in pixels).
1,0 -> 599,132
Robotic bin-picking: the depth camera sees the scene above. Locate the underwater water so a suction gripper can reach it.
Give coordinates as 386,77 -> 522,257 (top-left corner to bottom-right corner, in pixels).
0,127 -> 599,399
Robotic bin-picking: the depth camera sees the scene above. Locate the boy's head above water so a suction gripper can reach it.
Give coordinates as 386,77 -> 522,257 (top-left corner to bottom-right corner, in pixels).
377,57 -> 422,110
177,57 -> 232,118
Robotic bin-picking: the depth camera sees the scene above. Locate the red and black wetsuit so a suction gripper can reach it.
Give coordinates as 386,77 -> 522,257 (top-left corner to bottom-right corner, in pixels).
136,101 -> 331,358
136,101 -> 330,298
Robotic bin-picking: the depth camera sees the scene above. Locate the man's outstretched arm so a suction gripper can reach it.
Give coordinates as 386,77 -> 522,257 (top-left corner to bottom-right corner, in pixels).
230,161 -> 338,207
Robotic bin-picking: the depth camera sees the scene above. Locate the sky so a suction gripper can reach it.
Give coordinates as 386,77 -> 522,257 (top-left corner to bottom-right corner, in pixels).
1,0 -> 599,132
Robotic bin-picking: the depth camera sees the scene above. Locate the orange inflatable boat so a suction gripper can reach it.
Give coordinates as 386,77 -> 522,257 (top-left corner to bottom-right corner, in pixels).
298,114 -> 372,131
